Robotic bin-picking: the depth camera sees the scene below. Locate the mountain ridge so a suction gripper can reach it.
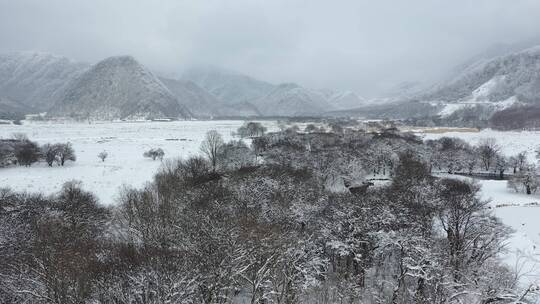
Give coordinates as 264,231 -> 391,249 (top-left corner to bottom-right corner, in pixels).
0,51 -> 369,119
50,55 -> 192,120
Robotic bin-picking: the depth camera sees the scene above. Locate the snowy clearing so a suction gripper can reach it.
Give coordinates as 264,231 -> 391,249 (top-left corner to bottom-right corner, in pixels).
422,128 -> 540,162
0,120 -> 276,205
426,129 -> 540,287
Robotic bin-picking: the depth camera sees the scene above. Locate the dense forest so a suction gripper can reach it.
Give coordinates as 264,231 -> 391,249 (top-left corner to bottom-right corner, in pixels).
1,124 -> 538,303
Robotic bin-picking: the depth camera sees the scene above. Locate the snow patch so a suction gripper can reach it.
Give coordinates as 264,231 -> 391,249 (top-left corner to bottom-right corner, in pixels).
0,120 -> 277,205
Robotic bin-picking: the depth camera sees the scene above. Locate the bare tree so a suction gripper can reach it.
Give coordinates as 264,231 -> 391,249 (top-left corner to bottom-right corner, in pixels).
14,140 -> 40,167
477,138 -> 500,171
0,140 -> 15,167
42,143 -> 57,166
54,143 -> 76,166
508,165 -> 539,194
436,179 -> 511,282
237,122 -> 267,138
494,155 -> 508,179
143,148 -> 165,161
516,151 -> 528,171
98,151 -> 108,162
41,143 -> 76,167
200,130 -> 224,171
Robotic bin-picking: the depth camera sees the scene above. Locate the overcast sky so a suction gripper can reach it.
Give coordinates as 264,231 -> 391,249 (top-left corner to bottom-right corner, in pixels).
2,0 -> 540,97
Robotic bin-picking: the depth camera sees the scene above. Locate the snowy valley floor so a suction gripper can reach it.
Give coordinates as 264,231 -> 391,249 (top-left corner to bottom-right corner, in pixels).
1,123 -> 539,288
0,120 -> 276,205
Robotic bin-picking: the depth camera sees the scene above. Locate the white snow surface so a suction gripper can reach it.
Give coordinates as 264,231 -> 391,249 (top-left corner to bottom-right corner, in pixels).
437,95 -> 518,117
0,120 -> 276,205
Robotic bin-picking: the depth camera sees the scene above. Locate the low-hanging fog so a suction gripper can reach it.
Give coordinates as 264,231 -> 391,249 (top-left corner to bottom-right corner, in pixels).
2,0 -> 540,96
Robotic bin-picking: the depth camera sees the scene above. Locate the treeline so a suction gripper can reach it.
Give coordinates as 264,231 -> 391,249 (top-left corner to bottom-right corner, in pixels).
0,127 -> 537,303
425,136 -> 539,195
404,103 -> 540,131
0,133 -> 75,167
490,104 -> 540,130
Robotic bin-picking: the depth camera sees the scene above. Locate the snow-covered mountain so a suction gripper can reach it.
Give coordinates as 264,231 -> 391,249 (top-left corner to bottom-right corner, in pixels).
421,45 -> 540,104
182,66 -> 276,105
384,81 -> 426,100
255,83 -> 335,116
0,51 -> 366,119
50,56 -> 191,120
327,91 -> 366,110
182,66 -> 369,116
160,76 -> 263,117
159,77 -> 221,118
0,52 -> 87,111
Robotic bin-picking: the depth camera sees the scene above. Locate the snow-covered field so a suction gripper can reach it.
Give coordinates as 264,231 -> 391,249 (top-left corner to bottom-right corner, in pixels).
2,123 -> 539,287
0,120 -> 276,205
424,129 -> 540,287
422,128 -> 540,162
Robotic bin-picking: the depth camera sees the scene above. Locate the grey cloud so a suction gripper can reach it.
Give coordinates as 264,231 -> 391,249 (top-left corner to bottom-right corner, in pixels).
2,0 -> 540,97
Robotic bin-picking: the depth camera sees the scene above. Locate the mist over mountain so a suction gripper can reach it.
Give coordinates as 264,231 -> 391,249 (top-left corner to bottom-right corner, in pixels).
327,91 -> 366,110
5,41 -> 540,123
182,67 -> 367,116
158,77 -> 221,118
181,66 -> 276,105
0,52 -> 368,119
0,52 -> 87,111
421,45 -> 540,104
252,83 -> 333,116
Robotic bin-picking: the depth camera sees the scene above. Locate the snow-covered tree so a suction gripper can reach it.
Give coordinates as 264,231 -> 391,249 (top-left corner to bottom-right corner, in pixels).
143,147 -> 165,161
13,139 -> 40,166
98,150 -> 108,162
508,165 -> 539,194
237,121 -> 267,138
477,138 -> 500,171
53,142 -> 76,166
200,130 -> 224,172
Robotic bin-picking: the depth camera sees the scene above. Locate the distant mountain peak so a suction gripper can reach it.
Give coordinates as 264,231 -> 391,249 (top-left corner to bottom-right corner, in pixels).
1,51 -> 368,119
182,66 -> 275,105
50,55 -> 191,120
96,55 -> 139,67
276,82 -> 301,90
0,51 -> 88,111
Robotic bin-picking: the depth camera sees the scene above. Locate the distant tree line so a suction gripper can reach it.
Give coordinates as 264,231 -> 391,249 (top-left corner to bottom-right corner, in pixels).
424,136 -> 539,195
404,103 -> 540,131
236,121 -> 267,138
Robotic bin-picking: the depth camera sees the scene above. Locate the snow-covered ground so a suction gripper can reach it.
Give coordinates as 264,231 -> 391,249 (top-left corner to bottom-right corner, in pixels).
2,123 -> 538,289
424,129 -> 540,288
423,128 -> 540,162
0,120 -> 276,205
